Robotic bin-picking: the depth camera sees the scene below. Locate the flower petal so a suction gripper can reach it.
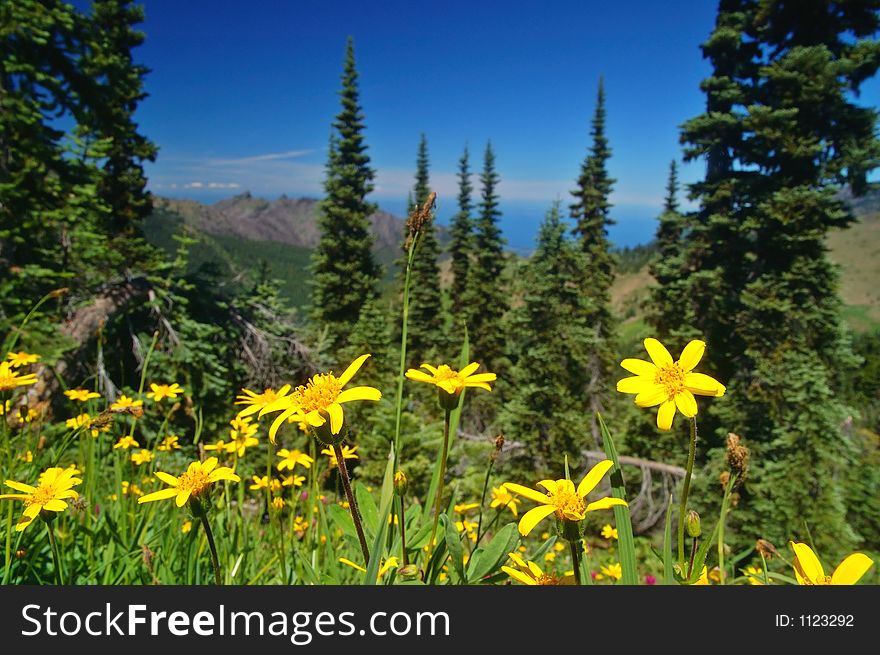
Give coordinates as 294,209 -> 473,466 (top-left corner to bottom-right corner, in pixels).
517,504 -> 557,537
4,480 -> 37,494
635,384 -> 669,408
464,381 -> 492,392
176,488 -> 192,508
536,480 -> 558,494
269,408 -> 297,444
831,553 -> 874,585
644,338 -> 673,367
505,482 -> 552,505
674,390 -> 698,418
678,340 -> 706,372
459,362 -> 481,378
617,376 -> 654,395
684,372 -> 726,397
208,468 -> 241,483
585,497 -> 628,512
464,372 -> 496,383
657,400 -> 677,431
420,363 -> 439,375
577,459 -> 614,498
405,370 -> 435,384
337,386 -> 382,404
154,471 -> 179,487
620,358 -> 657,377
42,499 -> 68,512
202,457 -> 218,474
327,403 -> 344,435
338,354 -> 370,387
501,566 -> 536,585
137,488 -> 179,504
790,541 -> 825,584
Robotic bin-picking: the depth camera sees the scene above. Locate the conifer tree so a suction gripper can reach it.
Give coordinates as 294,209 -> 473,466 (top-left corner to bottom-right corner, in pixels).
401,134 -> 443,366
570,77 -> 618,446
501,202 -> 593,473
448,146 -> 474,320
310,37 -> 380,351
674,0 -> 879,555
465,141 -> 507,371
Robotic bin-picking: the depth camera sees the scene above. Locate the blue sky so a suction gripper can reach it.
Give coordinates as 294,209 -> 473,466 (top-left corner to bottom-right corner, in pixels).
110,0 -> 877,250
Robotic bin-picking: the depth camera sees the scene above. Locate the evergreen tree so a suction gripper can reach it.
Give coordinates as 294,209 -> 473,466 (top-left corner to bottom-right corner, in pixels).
310,37 -> 380,351
465,141 -> 507,372
570,77 -> 618,447
648,159 -> 689,339
401,134 -> 443,366
448,145 -> 474,321
674,0 -> 880,556
501,202 -> 593,473
80,0 -> 157,241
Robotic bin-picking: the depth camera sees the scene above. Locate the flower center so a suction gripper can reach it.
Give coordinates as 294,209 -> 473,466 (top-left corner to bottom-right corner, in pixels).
25,485 -> 57,508
549,485 -> 586,521
655,363 -> 686,397
535,573 -> 563,585
177,470 -> 211,497
296,373 -> 342,413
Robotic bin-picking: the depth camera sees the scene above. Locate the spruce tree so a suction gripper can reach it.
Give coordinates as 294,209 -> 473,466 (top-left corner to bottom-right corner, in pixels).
448,145 -> 474,321
674,0 -> 880,556
310,37 -> 380,351
465,141 -> 507,372
501,202 -> 593,473
570,77 -> 618,447
401,134 -> 443,366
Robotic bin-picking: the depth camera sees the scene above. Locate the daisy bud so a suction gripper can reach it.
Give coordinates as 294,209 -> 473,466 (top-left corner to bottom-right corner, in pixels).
686,510 -> 701,538
393,470 -> 408,496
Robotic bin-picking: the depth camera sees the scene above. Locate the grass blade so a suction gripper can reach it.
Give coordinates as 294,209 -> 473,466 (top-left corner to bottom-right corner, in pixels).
597,412 -> 638,585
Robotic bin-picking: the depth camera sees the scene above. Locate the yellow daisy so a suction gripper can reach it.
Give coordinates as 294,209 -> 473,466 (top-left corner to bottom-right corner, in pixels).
64,388 -> 101,402
111,394 -> 144,411
261,355 -> 381,444
601,524 -> 619,540
505,460 -> 627,536
501,552 -> 575,586
405,361 -> 496,409
234,385 -> 292,417
0,361 -> 38,391
6,351 -> 40,368
0,467 -> 82,532
137,457 -> 240,508
490,484 -> 520,517
616,338 -> 726,431
789,541 -> 874,585
158,435 -> 181,451
113,436 -> 140,450
146,382 -> 184,402
321,444 -> 359,467
276,448 -> 314,471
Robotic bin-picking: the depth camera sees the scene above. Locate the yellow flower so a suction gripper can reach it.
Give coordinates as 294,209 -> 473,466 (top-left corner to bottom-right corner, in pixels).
490,484 -> 520,517
182,520 -> 193,534
113,436 -> 140,450
203,438 -> 228,453
235,385 -> 292,417
601,524 -> 618,540
261,354 -> 381,444
505,460 -> 627,536
501,552 -> 575,586
111,394 -> 143,411
276,448 -> 314,472
293,515 -> 309,535
693,566 -> 710,585
130,449 -> 153,465
146,382 -> 184,402
7,351 -> 40,368
0,361 -> 38,391
227,415 -> 259,457
281,474 -> 305,487
600,562 -> 623,581
617,338 -> 726,431
405,362 -> 496,409
789,541 -> 874,585
743,565 -> 765,585
454,502 -> 480,514
20,450 -> 33,463
339,556 -> 399,579
455,517 -> 479,542
0,467 -> 82,532
249,475 -> 269,491
64,388 -> 101,402
321,444 -> 359,467
137,457 -> 240,507
158,435 -> 181,451
271,496 -> 285,510
121,481 -> 142,497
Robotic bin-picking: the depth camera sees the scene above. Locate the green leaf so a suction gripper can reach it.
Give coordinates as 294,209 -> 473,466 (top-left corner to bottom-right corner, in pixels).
687,518 -> 721,584
364,444 -> 396,585
441,513 -> 465,583
355,482 -> 379,540
663,493 -> 675,585
466,522 -> 518,582
326,504 -> 357,541
597,413 -> 638,585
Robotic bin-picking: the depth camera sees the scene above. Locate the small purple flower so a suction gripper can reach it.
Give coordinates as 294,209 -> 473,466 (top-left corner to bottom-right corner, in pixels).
645,575 -> 657,585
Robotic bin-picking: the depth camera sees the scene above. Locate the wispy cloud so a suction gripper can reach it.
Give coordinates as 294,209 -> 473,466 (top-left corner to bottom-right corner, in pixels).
206,149 -> 314,165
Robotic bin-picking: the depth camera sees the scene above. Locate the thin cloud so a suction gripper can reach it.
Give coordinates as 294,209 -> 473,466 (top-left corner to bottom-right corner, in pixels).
207,150 -> 314,165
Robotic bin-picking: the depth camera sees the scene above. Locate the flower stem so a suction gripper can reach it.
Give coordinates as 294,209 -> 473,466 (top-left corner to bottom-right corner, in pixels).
677,417 -> 698,564
717,471 -> 738,586
475,449 -> 497,545
569,539 -> 583,586
334,444 -> 370,565
427,409 -> 452,561
46,521 -> 63,585
687,537 -> 698,579
398,496 -> 408,567
198,511 -> 223,585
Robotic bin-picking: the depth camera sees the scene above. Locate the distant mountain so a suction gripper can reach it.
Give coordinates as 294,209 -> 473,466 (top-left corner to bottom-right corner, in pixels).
153,193 -> 426,263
